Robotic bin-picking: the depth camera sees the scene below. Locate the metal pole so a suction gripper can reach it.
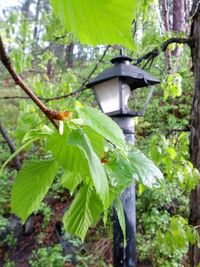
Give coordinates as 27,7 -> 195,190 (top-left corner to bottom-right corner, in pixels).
112,116 -> 136,267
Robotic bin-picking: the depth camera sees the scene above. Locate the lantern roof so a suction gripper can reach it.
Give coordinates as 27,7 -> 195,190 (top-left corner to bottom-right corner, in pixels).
86,55 -> 160,90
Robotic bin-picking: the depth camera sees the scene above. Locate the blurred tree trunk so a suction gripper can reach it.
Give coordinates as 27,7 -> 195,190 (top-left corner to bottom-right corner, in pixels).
161,0 -> 170,31
47,59 -> 54,80
160,0 -> 171,70
33,0 -> 41,43
172,0 -> 186,57
0,122 -> 21,171
22,0 -> 32,17
65,43 -> 74,68
189,1 -> 200,265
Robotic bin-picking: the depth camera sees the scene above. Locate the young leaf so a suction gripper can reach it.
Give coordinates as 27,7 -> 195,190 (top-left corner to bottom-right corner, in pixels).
63,185 -> 103,241
77,107 -> 126,150
51,0 -> 136,49
11,159 -> 59,222
128,147 -> 164,187
68,129 -> 109,210
62,170 -> 83,193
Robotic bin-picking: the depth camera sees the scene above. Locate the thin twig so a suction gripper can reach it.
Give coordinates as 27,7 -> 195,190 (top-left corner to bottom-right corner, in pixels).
80,45 -> 111,88
0,45 -> 111,102
135,37 -> 193,66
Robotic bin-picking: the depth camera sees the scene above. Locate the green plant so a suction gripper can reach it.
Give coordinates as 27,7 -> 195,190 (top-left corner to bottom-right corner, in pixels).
4,107 -> 163,241
29,244 -> 67,267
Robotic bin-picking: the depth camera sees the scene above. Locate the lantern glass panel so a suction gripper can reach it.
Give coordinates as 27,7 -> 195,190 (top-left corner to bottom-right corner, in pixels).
94,78 -> 120,114
122,82 -> 131,112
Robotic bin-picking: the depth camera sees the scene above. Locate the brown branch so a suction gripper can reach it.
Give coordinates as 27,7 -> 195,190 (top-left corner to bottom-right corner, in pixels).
0,122 -> 21,170
0,45 -> 111,103
135,37 -> 193,65
0,35 -> 58,129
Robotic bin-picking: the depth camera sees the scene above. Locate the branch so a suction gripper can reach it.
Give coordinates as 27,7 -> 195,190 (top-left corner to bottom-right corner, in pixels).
135,37 -> 193,65
0,122 -> 21,170
0,45 -> 110,102
43,45 -> 110,102
166,125 -> 190,137
80,45 -> 111,88
0,35 -> 58,129
33,35 -> 67,56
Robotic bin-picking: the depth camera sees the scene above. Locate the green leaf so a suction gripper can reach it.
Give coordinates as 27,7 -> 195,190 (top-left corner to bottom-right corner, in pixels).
83,125 -> 104,158
128,147 -> 164,187
115,197 -> 126,245
106,153 -> 133,190
77,107 -> 126,150
11,159 -> 59,222
47,124 -> 90,175
62,170 -> 83,193
68,129 -> 109,210
63,185 -> 103,241
51,0 -> 136,49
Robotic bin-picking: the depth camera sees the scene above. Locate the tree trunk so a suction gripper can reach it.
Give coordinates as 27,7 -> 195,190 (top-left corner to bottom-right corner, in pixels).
189,1 -> 200,265
161,0 -> 170,31
65,43 -> 74,68
33,0 -> 41,42
0,122 -> 21,171
160,0 -> 171,70
172,0 -> 186,57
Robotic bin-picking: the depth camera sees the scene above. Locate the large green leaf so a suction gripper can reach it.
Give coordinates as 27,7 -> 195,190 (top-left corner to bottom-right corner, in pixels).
47,125 -> 90,175
11,159 -> 59,222
128,147 -> 164,187
51,0 -> 136,49
77,107 -> 126,150
68,129 -> 109,210
62,170 -> 83,193
63,185 -> 103,241
83,125 -> 104,158
107,153 -> 133,190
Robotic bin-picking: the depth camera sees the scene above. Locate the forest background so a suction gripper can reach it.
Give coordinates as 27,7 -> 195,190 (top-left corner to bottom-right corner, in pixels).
1,0 -> 200,266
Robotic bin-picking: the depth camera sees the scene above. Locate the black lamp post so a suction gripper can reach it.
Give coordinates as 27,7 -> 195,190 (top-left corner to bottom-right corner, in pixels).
87,54 -> 160,267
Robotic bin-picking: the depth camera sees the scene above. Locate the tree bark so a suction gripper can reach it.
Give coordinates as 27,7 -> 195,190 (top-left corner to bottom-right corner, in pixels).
160,0 -> 171,70
65,43 -> 74,68
189,1 -> 200,265
0,122 -> 21,171
161,0 -> 170,31
33,0 -> 41,43
172,0 -> 186,57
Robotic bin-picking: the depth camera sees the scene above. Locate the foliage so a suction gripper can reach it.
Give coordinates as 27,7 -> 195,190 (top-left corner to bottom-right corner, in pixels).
7,106 -> 163,241
162,73 -> 182,100
51,0 -> 136,49
0,0 -> 199,266
29,244 -> 67,267
11,159 -> 59,223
